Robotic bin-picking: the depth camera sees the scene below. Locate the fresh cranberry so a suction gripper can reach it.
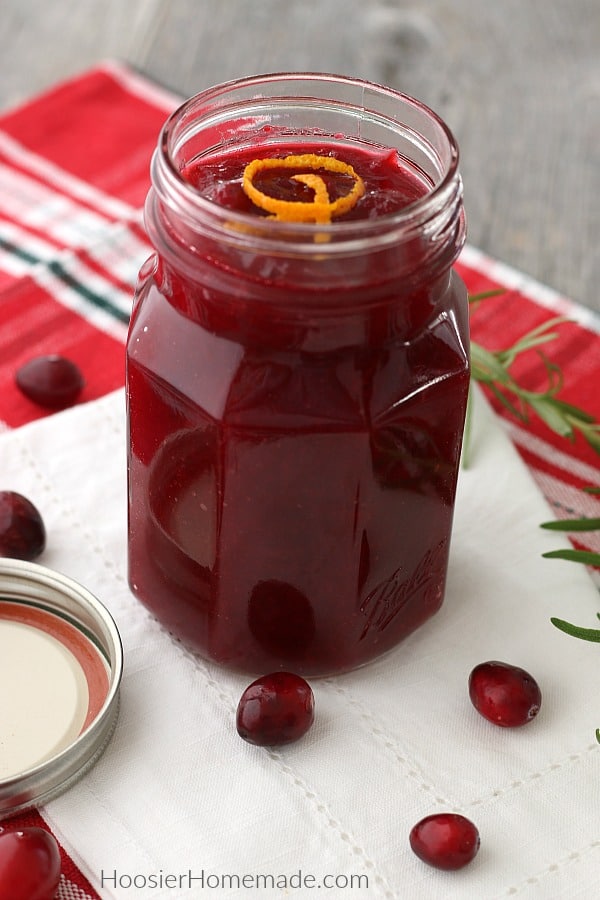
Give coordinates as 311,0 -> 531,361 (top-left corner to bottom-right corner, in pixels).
16,355 -> 84,408
236,672 -> 315,746
469,660 -> 542,727
409,813 -> 480,870
0,491 -> 46,560
0,827 -> 61,900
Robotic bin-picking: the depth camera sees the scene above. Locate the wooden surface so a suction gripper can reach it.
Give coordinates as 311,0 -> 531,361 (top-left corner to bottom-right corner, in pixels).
2,0 -> 599,312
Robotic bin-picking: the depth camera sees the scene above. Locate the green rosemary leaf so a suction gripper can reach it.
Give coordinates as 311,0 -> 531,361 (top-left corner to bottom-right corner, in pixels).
596,729 -> 600,744
470,342 -> 513,383
576,423 -> 600,454
485,382 -> 527,422
468,289 -> 506,306
550,397 -> 598,424
526,396 -> 575,438
518,315 -> 572,339
496,317 -> 571,367
496,335 -> 557,368
468,292 -> 600,464
584,487 -> 600,495
539,354 -> 564,394
550,617 -> 600,642
462,387 -> 474,470
542,548 -> 600,565
540,518 -> 600,532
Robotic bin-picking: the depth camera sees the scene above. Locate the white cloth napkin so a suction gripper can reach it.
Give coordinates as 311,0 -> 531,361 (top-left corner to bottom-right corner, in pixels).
2,386 -> 599,899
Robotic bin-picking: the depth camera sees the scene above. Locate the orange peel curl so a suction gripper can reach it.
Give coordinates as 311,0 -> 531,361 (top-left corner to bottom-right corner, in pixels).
242,154 -> 365,224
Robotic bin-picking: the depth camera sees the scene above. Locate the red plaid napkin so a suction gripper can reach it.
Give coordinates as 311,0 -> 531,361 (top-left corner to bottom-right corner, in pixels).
0,62 -> 598,898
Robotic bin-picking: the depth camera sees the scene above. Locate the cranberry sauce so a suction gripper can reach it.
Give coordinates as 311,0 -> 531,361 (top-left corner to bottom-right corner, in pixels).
182,144 -> 429,220
127,139 -> 469,675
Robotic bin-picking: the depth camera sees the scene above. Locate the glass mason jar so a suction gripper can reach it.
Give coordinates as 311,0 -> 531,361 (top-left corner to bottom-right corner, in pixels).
126,73 -> 469,676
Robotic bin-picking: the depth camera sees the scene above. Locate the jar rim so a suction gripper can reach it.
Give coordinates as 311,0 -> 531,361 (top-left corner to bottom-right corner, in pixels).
152,72 -> 463,255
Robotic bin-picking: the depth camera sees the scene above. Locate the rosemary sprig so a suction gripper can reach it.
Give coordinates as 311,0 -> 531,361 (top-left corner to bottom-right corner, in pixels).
540,490 -> 600,567
541,517 -> 600,532
469,292 -> 600,455
551,614 -> 600,642
542,502 -> 600,614
543,548 -> 600,565
541,493 -> 600,739
551,603 -> 600,744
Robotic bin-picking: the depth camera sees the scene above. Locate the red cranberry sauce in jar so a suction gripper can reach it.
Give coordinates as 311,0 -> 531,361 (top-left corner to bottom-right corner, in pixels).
188,144 -> 426,219
126,80 -> 469,675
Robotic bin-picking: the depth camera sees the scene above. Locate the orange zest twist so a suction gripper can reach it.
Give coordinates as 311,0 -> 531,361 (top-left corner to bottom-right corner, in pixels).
242,154 -> 365,224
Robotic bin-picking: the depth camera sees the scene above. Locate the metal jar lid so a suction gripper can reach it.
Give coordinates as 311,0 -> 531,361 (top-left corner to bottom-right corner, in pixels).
0,558 -> 123,819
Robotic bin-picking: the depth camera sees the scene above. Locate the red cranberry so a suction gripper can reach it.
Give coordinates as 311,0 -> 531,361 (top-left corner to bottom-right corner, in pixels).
16,355 -> 84,408
409,813 -> 480,870
469,660 -> 542,727
0,491 -> 46,560
236,672 -> 315,746
0,826 -> 61,900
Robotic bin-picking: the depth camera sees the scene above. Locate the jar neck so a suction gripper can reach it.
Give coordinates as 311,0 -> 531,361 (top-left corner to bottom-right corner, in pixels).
145,74 -> 466,334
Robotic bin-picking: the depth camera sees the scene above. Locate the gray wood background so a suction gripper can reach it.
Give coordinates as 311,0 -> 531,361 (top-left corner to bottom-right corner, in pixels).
2,0 -> 599,312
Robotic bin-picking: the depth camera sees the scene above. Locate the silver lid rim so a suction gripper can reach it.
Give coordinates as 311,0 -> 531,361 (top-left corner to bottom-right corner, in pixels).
0,558 -> 123,819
